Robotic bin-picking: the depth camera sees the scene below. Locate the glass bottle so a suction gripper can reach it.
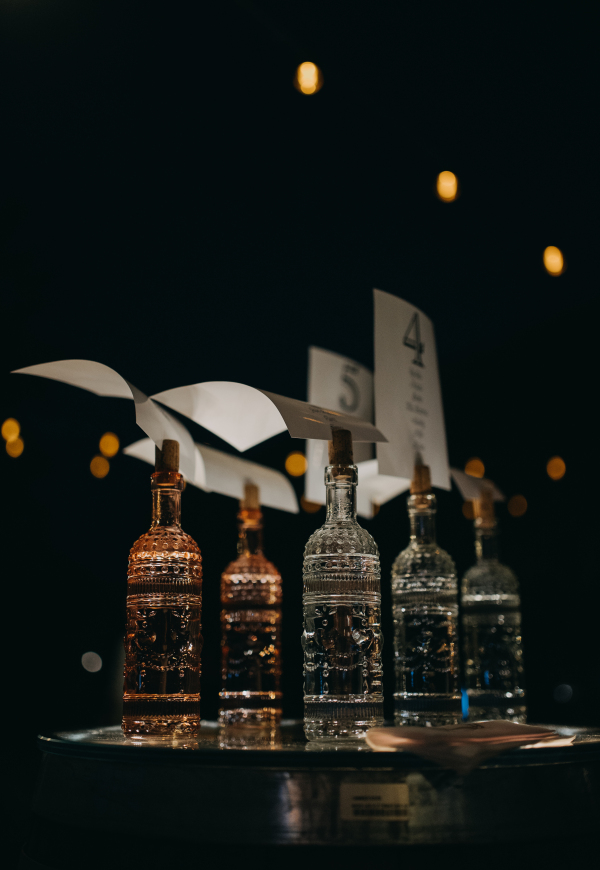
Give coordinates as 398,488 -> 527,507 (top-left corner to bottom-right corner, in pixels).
219,483 -> 282,726
122,440 -> 203,738
462,489 -> 526,721
391,463 -> 461,726
302,429 -> 384,741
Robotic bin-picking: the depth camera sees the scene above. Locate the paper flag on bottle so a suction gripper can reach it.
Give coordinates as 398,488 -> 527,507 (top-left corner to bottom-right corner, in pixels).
450,468 -> 505,502
124,438 -> 299,513
304,347 -> 409,518
151,382 -> 386,451
11,359 -> 199,482
374,289 -> 450,489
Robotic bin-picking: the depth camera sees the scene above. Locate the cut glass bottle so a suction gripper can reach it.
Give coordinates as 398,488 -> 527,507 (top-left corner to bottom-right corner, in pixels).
302,429 -> 384,741
219,483 -> 283,726
462,489 -> 526,721
122,440 -> 202,738
391,463 -> 461,726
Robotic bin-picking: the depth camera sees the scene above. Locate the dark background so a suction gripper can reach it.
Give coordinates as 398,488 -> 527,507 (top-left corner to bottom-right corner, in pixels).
1,1 -> 598,859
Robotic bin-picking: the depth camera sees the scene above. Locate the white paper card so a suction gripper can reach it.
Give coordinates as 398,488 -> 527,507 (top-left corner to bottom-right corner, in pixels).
12,359 -> 199,482
124,438 -> 299,513
450,468 -> 505,502
151,382 -> 287,452
354,459 -> 411,518
374,289 -> 450,489
304,347 -> 409,517
151,382 -> 386,451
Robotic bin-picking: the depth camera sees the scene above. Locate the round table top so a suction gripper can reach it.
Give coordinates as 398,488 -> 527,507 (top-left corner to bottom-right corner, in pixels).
38,721 -> 600,769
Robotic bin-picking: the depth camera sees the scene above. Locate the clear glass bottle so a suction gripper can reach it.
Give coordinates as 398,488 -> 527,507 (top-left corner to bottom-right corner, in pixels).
122,440 -> 202,738
391,464 -> 461,726
302,429 -> 384,741
462,490 -> 526,721
219,484 -> 282,726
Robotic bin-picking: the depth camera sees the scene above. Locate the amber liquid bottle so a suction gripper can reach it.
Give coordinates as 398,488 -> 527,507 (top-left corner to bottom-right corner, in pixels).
122,440 -> 203,738
219,484 -> 282,725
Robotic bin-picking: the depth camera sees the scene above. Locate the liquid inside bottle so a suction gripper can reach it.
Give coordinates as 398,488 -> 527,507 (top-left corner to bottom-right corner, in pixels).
462,492 -> 526,721
302,431 -> 384,741
219,485 -> 282,726
391,468 -> 461,726
122,443 -> 202,738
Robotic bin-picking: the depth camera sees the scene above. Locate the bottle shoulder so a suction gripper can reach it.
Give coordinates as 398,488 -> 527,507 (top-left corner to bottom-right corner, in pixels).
222,553 -> 280,578
304,520 -> 379,560
391,542 -> 456,578
462,560 -> 518,593
130,525 -> 202,561
221,553 -> 282,605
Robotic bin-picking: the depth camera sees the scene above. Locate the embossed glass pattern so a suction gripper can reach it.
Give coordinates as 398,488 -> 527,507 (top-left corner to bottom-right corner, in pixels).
462,523 -> 526,721
392,492 -> 461,725
302,464 -> 384,740
220,505 -> 282,725
122,470 -> 202,738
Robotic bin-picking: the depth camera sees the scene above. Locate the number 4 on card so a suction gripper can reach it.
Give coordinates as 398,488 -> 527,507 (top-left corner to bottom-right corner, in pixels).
403,313 -> 425,367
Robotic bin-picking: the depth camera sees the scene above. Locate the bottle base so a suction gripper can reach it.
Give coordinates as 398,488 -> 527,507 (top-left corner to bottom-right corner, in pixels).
466,692 -> 527,723
394,693 -> 462,727
304,696 -> 384,741
218,691 -> 282,726
122,694 -> 200,738
218,707 -> 282,726
122,717 -> 201,738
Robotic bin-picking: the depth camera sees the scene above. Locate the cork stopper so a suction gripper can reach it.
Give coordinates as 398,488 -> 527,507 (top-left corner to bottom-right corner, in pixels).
241,482 -> 260,510
155,439 -> 180,473
474,487 -> 495,528
410,462 -> 431,495
328,428 -> 354,466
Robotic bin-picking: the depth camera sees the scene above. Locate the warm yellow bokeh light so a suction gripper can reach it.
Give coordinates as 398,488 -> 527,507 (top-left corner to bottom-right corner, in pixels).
300,495 -> 322,513
436,171 -> 458,202
465,457 -> 485,478
294,62 -> 323,95
6,437 -> 24,458
99,432 -> 120,458
462,500 -> 475,520
2,418 -> 20,442
547,456 -> 566,481
90,455 -> 110,478
543,246 -> 564,276
507,495 -> 527,517
285,451 -> 308,477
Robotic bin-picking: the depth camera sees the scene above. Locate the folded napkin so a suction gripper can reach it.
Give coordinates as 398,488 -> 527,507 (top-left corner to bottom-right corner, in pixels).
366,721 -> 561,774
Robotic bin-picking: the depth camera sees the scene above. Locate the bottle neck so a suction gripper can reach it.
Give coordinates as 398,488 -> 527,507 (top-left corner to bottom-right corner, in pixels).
475,525 -> 499,562
238,518 -> 264,556
408,492 -> 437,545
150,471 -> 183,527
325,465 -> 358,522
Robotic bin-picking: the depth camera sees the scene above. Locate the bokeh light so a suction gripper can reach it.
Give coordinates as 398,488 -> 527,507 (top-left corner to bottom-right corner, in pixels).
507,495 -> 527,517
462,501 -> 475,520
1,417 -> 20,442
6,437 -> 24,458
553,684 -> 573,703
99,432 -> 120,458
301,495 -> 322,513
294,62 -> 323,95
90,455 -> 110,478
81,651 -> 102,673
436,171 -> 458,202
465,457 -> 485,478
286,451 -> 308,477
543,246 -> 564,276
546,456 -> 566,481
